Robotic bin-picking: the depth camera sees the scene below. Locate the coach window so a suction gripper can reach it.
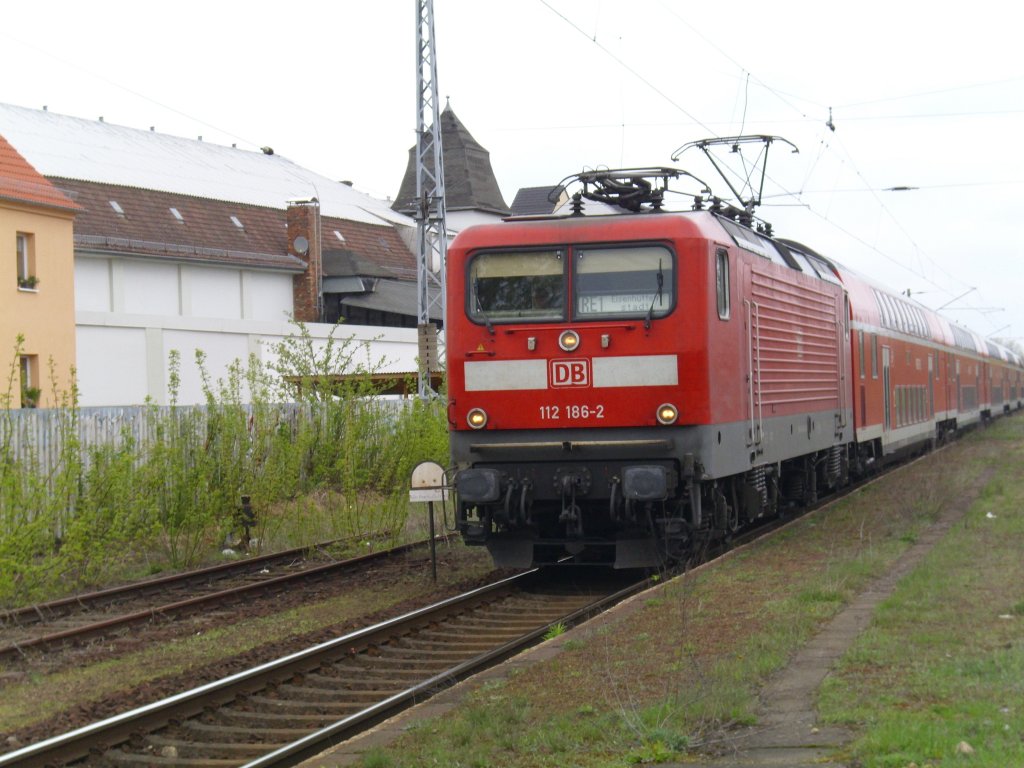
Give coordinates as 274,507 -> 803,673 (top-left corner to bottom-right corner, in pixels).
858,331 -> 865,378
574,245 -> 674,320
468,250 -> 565,323
871,334 -> 878,379
897,301 -> 912,335
913,307 -> 926,337
716,248 -> 730,319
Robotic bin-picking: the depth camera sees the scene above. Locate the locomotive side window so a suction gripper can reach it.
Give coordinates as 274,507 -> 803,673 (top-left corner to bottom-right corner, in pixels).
716,248 -> 730,319
718,218 -> 787,266
805,254 -> 841,284
574,245 -> 674,319
468,250 -> 565,323
789,251 -> 817,275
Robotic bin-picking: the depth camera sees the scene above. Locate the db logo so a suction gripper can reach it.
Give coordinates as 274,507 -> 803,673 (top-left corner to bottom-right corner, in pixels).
550,358 -> 590,387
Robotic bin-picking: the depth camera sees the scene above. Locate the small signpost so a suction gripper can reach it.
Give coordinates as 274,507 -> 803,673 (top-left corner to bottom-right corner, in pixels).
410,461 -> 449,582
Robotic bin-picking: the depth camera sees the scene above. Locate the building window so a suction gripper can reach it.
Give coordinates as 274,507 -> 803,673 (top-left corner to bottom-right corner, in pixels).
20,355 -> 40,408
16,232 -> 38,289
716,248 -> 730,320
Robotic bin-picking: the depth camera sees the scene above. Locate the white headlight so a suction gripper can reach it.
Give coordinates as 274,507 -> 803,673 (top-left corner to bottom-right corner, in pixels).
467,408 -> 488,429
656,403 -> 678,425
558,330 -> 580,352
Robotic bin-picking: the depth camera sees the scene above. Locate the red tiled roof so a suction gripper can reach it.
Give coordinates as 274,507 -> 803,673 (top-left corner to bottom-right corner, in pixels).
321,219 -> 416,279
52,178 -> 416,276
0,134 -> 81,211
58,178 -> 303,270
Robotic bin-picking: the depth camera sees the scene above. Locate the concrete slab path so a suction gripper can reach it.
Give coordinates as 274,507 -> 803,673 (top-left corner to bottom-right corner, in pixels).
665,473 -> 984,768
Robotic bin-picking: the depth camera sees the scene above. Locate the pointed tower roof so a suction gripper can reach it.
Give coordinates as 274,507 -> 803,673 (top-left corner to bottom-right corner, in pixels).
393,104 -> 510,216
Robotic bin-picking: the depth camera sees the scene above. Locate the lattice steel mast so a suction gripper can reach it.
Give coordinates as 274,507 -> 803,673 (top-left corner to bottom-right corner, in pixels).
414,0 -> 446,398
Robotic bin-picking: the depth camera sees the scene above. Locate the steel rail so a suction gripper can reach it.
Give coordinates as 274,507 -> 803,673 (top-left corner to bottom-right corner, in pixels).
242,577 -> 646,768
1,538 -> 358,624
0,538 -> 432,660
0,569 -> 646,768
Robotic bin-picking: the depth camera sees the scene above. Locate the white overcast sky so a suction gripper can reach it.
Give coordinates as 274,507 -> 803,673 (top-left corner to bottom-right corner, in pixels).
3,1 -> 1022,348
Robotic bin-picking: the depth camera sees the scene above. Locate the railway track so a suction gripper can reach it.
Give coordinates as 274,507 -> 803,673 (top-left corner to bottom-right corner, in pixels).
0,440 -> 963,765
0,567 -> 646,768
0,538 -> 429,662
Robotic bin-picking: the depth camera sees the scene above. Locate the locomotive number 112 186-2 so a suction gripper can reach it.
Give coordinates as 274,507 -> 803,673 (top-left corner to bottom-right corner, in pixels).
539,404 -> 605,420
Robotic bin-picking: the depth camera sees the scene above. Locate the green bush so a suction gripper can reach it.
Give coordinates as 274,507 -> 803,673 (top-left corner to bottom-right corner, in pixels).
0,322 -> 449,605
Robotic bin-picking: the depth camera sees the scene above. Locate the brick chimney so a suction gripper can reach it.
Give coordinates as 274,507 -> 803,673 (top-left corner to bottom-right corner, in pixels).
287,198 -> 322,322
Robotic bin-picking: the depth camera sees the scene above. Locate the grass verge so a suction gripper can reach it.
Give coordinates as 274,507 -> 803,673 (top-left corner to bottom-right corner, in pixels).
818,420 -> 1024,767
345,417 -> 1022,768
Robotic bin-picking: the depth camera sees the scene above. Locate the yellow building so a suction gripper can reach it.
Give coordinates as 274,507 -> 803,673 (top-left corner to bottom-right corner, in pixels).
0,134 -> 80,408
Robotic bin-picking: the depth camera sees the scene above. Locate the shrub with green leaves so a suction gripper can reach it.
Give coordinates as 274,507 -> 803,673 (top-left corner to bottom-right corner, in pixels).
0,321 -> 449,605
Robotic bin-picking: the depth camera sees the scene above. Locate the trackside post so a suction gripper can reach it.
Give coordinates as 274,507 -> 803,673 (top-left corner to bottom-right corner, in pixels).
410,461 -> 449,582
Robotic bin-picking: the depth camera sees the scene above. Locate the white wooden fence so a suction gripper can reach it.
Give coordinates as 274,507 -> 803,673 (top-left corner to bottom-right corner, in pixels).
1,401 -> 408,476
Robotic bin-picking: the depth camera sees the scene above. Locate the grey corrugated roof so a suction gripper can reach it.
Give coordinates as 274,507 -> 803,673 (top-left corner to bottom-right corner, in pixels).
322,248 -> 403,279
338,278 -> 441,321
510,185 -> 565,216
392,104 -> 510,216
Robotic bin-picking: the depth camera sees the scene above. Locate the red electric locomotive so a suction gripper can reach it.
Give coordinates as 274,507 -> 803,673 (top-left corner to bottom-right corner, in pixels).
446,161 -> 1022,569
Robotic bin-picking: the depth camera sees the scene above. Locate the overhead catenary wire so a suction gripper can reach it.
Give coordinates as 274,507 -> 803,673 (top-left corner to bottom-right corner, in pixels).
536,1 -> 1007,328
834,74 -> 1024,110
656,10 -> 1004,317
537,0 -> 717,137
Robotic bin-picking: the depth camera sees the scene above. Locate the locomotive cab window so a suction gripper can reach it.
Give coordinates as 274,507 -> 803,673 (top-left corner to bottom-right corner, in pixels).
574,245 -> 674,319
468,250 -> 565,324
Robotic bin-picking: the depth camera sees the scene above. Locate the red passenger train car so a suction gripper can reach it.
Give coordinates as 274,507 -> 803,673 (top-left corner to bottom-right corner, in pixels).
445,168 -> 1022,568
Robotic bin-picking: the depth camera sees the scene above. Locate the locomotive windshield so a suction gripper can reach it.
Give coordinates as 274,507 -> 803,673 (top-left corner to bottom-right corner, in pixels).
467,244 -> 676,325
468,250 -> 566,322
575,246 -> 674,318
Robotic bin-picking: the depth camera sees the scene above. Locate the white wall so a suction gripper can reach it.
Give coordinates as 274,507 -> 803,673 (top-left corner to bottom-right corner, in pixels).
447,209 -> 505,234
76,325 -> 151,404
76,312 -> 421,406
123,261 -> 180,315
73,255 -> 422,406
74,257 -> 112,312
243,271 -> 294,322
183,265 -> 241,319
